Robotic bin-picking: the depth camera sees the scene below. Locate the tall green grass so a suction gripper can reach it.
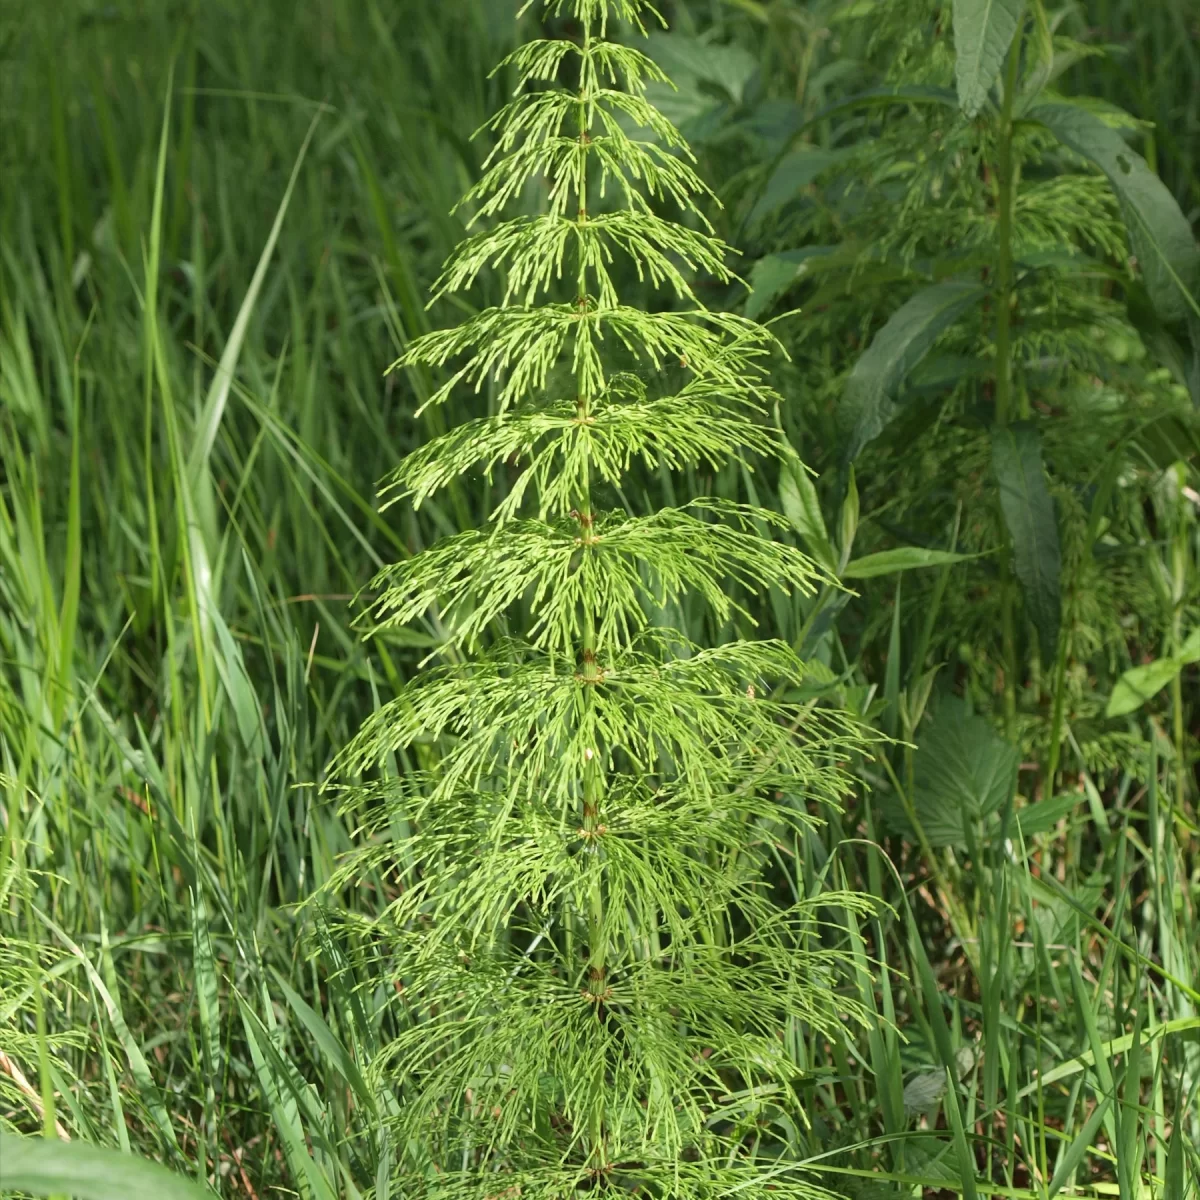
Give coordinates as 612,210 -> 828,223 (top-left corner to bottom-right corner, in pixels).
0,0 -> 1197,1197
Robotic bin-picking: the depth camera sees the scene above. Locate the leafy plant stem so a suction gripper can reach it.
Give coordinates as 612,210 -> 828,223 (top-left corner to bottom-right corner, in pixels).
994,31 -> 1023,737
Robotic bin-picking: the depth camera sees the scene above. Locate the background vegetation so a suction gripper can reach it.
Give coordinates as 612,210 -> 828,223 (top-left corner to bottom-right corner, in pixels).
0,0 -> 1197,1197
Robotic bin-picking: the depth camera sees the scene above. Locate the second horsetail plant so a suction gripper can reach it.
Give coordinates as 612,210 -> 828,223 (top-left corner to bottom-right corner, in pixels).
328,0 -> 874,1195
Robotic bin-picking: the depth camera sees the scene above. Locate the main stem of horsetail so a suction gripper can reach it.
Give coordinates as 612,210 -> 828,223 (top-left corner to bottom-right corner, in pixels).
574,13 -> 609,1169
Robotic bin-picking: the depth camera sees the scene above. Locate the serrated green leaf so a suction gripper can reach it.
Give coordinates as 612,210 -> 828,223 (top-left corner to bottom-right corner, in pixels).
1015,792 -> 1080,839
843,547 -> 975,579
1105,656 -> 1183,717
841,281 -> 988,461
953,0 -> 1025,117
886,699 -> 1020,847
643,32 -> 756,129
1033,103 -> 1200,326
992,421 -> 1061,661
903,1070 -> 947,1114
644,31 -> 757,103
0,1132 -> 213,1200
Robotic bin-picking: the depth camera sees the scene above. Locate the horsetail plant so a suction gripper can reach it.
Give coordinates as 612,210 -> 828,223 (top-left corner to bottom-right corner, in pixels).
326,1 -> 874,1195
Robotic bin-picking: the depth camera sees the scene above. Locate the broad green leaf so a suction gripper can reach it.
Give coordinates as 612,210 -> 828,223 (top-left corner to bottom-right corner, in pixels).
1105,656 -> 1183,717
778,453 -> 836,572
886,699 -> 1020,847
1033,103 -> 1200,326
1180,625 -> 1200,662
0,1132 -> 213,1200
992,422 -> 1061,661
644,32 -> 757,103
902,1070 -> 946,1115
1015,792 -> 1080,839
953,0 -> 1025,117
843,547 -> 975,579
643,32 -> 756,129
841,281 -> 988,461
745,247 -> 836,319
749,149 -> 849,224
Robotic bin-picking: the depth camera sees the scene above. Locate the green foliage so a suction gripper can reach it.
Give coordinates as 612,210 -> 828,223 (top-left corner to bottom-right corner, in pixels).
1,1 -> 1198,1198
991,421 -> 1062,661
323,1 -> 874,1193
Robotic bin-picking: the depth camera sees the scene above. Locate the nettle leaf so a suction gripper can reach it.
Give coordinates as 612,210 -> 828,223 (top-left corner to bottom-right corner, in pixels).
903,1070 -> 948,1115
886,699 -> 1020,848
842,547 -> 976,579
992,422 -> 1062,661
643,32 -> 756,129
1033,103 -> 1200,326
840,281 -> 988,462
953,0 -> 1025,118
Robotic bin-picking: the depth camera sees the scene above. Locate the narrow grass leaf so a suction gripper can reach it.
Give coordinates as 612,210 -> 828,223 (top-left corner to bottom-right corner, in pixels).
1047,1094 -> 1113,1199
778,451 -> 837,573
96,924 -> 180,1155
843,547 -> 976,579
237,996 -> 338,1200
270,972 -> 376,1116
189,889 -> 221,1077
